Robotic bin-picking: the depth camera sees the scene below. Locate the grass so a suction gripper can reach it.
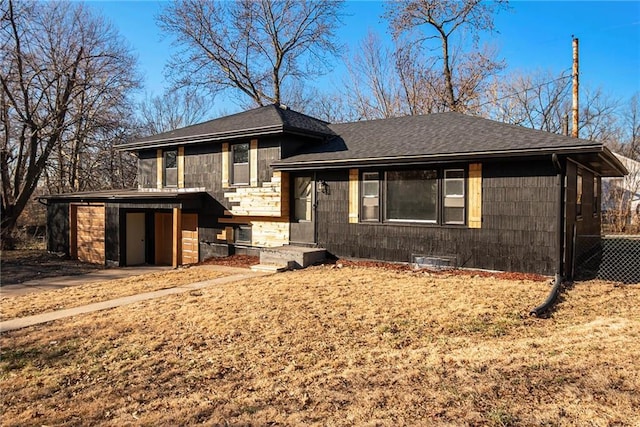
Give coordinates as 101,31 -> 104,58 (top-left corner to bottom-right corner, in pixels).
1,265 -> 639,426
0,267 -> 228,320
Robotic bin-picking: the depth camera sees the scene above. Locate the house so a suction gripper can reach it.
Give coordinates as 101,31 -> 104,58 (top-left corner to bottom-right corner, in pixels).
42,104 -> 627,278
602,153 -> 640,230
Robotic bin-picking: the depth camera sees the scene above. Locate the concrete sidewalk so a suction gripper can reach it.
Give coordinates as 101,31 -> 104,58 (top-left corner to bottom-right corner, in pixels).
0,268 -> 270,333
0,266 -> 173,297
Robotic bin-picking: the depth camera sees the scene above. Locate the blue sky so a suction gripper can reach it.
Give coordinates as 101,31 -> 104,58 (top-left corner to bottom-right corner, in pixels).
91,1 -> 640,116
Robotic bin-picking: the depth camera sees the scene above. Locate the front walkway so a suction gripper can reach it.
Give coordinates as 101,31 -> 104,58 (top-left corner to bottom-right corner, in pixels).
0,266 -> 173,297
0,268 -> 270,333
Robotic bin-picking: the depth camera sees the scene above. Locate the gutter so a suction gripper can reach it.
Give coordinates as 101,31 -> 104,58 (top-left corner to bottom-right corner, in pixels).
274,145 -> 605,171
530,153 -> 566,317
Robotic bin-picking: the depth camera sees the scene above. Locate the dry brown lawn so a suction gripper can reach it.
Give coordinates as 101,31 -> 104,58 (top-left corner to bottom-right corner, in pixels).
0,267 -> 228,321
1,265 -> 638,426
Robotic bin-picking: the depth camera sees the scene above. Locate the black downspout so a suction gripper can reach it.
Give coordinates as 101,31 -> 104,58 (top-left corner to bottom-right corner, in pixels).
530,153 -> 565,317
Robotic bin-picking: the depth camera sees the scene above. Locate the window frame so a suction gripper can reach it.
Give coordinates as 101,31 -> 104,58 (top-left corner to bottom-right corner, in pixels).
235,225 -> 252,245
443,169 -> 466,225
163,149 -> 178,188
360,171 -> 381,222
231,142 -> 250,186
359,167 -> 468,227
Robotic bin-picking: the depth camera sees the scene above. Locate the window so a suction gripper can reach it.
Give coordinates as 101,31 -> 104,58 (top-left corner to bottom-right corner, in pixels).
163,149 -> 177,187
235,225 -> 251,245
361,172 -> 380,221
359,168 -> 468,226
232,143 -> 249,185
294,176 -> 312,221
386,170 -> 438,222
444,169 -> 465,224
576,170 -> 583,217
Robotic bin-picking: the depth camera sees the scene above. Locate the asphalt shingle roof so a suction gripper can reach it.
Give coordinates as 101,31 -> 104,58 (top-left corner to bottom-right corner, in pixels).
274,112 -> 604,167
120,104 -> 334,150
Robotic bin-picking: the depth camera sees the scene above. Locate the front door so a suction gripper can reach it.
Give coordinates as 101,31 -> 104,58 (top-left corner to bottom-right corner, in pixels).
126,212 -> 146,266
154,212 -> 173,265
289,175 -> 315,244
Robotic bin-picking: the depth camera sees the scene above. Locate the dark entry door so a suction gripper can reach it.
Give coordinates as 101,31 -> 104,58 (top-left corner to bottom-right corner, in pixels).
289,175 -> 315,245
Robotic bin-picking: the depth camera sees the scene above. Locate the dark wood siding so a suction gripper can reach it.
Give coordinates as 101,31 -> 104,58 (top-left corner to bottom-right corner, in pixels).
315,159 -> 559,275
47,202 -> 69,254
258,139 -> 281,184
106,205 -> 120,266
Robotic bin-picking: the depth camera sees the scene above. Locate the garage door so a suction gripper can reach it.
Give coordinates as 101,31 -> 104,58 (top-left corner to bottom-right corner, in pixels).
181,213 -> 199,265
76,204 -> 105,264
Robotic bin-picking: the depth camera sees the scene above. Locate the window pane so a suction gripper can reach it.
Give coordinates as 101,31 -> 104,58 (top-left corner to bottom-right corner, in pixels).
164,150 -> 177,168
445,170 -> 464,179
386,170 -> 437,222
294,177 -> 312,221
236,226 -> 251,244
445,179 -> 464,196
164,150 -> 177,187
294,198 -> 311,221
233,163 -> 249,185
363,181 -> 379,197
233,143 -> 249,163
445,207 -> 465,224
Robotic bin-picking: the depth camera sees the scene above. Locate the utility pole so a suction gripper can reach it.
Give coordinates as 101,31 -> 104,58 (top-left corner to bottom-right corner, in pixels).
572,36 -> 579,138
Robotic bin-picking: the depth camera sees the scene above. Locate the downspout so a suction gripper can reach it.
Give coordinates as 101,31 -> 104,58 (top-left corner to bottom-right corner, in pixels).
530,153 -> 565,317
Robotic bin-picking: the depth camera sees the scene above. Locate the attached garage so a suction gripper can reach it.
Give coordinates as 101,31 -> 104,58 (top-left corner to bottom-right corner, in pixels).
41,189 -> 206,267
70,203 -> 106,264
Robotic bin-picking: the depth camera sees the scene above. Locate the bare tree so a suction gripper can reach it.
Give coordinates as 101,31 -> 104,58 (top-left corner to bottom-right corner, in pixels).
482,70 -> 572,132
385,0 -> 507,112
158,0 -> 344,107
138,88 -> 215,136
0,0 -> 138,248
342,32 -> 407,120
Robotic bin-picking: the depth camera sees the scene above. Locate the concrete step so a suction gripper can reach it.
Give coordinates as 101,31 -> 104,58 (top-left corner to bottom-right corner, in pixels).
259,246 -> 326,269
250,263 -> 290,273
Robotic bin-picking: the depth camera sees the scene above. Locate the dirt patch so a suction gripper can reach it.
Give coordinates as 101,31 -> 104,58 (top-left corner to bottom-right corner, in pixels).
1,250 -> 101,285
199,254 -> 259,268
1,266 -> 638,426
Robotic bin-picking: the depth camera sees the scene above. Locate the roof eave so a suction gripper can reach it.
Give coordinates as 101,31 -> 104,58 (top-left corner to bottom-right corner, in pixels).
117,125 -> 285,151
273,145 -> 604,171
599,146 -> 628,177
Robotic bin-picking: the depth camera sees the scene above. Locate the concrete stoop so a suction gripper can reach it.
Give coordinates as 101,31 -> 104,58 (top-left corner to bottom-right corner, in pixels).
251,246 -> 326,272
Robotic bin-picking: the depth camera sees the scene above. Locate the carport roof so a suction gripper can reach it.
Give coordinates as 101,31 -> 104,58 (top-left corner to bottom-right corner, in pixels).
39,189 -> 207,203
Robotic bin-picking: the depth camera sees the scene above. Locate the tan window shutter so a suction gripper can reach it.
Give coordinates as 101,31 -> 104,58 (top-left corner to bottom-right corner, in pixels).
468,163 -> 482,228
177,146 -> 185,188
156,149 -> 163,189
349,169 -> 359,223
250,139 -> 258,186
221,143 -> 229,188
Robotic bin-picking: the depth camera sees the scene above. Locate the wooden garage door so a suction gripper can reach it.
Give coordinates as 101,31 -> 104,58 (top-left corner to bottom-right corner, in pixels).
76,204 -> 105,264
181,213 -> 199,265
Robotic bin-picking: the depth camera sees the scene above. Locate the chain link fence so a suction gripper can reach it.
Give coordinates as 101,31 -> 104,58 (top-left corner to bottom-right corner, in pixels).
574,235 -> 640,283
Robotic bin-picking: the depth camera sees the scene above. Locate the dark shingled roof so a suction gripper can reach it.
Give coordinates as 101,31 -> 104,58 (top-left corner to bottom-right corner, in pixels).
273,112 -> 626,176
120,104 -> 335,150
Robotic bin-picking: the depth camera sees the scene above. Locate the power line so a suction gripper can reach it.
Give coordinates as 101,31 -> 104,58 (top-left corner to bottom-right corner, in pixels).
476,70 -> 572,110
